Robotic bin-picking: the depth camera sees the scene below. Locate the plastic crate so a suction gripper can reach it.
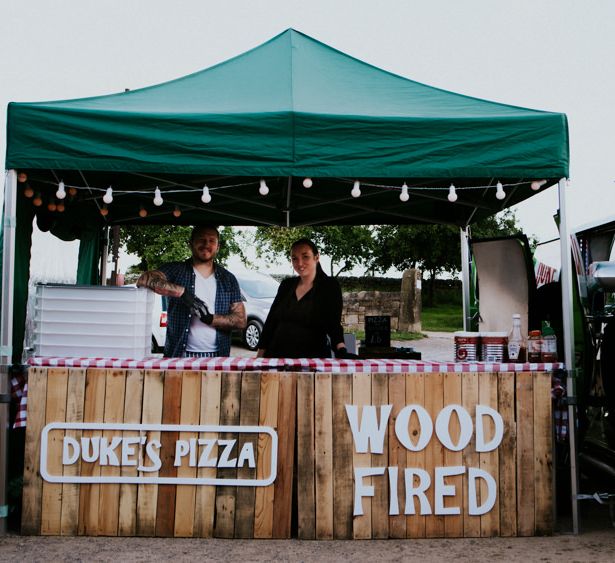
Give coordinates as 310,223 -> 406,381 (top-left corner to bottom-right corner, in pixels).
33,284 -> 154,358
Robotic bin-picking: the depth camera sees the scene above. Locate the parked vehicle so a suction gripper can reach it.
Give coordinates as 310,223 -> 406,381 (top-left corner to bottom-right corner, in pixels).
151,270 -> 279,352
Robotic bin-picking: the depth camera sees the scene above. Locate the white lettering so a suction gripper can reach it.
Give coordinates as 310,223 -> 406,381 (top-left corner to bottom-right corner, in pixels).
353,467 -> 386,516
99,436 -> 122,466
217,439 -> 237,468
174,439 -> 190,467
434,405 -> 473,451
62,437 -> 80,465
81,437 -> 100,462
198,438 -> 217,467
345,405 -> 392,454
395,405 -> 433,452
139,439 -> 162,472
475,405 -> 504,452
404,468 -> 431,515
468,467 -> 497,515
388,466 -> 399,515
121,436 -> 142,466
237,442 -> 256,468
433,466 -> 465,515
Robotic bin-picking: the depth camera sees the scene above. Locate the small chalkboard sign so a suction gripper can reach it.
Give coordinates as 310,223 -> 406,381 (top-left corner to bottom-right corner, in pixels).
364,315 -> 391,348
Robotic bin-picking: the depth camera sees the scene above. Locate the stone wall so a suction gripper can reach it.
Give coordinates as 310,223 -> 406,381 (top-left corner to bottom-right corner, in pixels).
342,291 -> 402,331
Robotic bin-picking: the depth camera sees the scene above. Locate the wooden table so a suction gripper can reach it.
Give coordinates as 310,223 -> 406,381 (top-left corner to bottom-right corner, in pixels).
21,358 -> 562,538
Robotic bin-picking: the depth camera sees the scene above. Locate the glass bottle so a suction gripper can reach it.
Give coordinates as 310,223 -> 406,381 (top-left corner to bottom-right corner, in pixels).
541,321 -> 558,362
528,330 -> 542,362
507,313 -> 526,362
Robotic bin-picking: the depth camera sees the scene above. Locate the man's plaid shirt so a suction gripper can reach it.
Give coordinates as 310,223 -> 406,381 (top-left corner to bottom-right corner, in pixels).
157,260 -> 242,357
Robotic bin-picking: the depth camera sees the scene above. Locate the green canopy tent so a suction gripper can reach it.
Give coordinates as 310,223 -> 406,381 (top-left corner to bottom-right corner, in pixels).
2,27 -> 577,527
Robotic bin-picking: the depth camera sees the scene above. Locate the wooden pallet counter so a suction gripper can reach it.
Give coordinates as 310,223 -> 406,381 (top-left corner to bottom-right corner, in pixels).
21,361 -> 557,538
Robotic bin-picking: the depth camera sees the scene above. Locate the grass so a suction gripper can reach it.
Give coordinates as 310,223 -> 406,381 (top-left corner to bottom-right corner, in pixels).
422,303 -> 463,332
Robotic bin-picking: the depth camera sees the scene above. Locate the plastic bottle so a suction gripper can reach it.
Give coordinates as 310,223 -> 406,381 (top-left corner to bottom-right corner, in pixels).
541,321 -> 558,362
527,330 -> 542,362
507,314 -> 526,362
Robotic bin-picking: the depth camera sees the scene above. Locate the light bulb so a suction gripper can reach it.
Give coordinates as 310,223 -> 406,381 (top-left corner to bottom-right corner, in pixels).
68,186 -> 78,197
173,206 -> 181,218
139,206 -> 148,218
303,177 -> 313,188
447,184 -> 458,202
351,181 -> 361,198
47,200 -> 57,212
56,181 -> 66,200
33,194 -> 43,207
531,179 -> 547,191
24,185 -> 34,198
56,202 -> 65,213
259,179 -> 269,195
400,183 -> 409,202
201,184 -> 212,203
103,186 -> 113,204
17,172 -> 27,183
100,204 -> 109,217
153,187 -> 163,206
495,181 -> 506,200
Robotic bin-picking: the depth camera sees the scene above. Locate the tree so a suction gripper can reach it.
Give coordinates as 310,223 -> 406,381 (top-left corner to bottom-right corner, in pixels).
370,210 -> 525,305
120,225 -> 244,272
253,226 -> 375,276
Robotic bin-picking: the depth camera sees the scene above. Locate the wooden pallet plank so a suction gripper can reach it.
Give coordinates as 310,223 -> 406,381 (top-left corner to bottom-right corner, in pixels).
41,368 -> 69,535
479,371 -> 500,537
155,370 -> 182,537
234,371 -> 261,539
352,372 -> 372,539
21,367 -> 48,535
272,372 -> 296,539
315,372 -> 334,540
174,371 -> 202,537
60,368 -> 86,536
533,372 -> 553,535
78,369 -> 106,536
516,371 -> 535,536
371,372 -> 389,539
388,372 -> 406,539
253,372 -> 279,539
98,369 -> 126,536
194,371 -> 221,538
425,372 -> 445,538
461,371 -> 480,538
443,372 -> 464,538
214,372 -> 242,538
332,373 -> 354,540
118,369 -> 144,536
296,374 -> 315,539
498,372 -> 517,537
136,370 -> 164,536
405,372 -> 426,538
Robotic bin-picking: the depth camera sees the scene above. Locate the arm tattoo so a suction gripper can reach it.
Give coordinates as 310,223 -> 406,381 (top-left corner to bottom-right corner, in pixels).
211,301 -> 247,330
136,270 -> 184,297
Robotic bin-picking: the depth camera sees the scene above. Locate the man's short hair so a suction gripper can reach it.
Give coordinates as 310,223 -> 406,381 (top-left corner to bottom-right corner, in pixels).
190,225 -> 220,241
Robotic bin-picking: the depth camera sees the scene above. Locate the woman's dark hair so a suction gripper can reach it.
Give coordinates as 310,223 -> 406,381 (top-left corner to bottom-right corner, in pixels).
291,238 -> 328,279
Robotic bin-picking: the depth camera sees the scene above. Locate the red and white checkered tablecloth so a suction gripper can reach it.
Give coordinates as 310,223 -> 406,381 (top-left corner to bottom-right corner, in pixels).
14,356 -> 565,428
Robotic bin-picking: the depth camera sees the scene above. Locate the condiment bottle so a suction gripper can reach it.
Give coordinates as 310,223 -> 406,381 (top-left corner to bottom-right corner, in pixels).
527,330 -> 542,362
507,314 -> 526,362
541,321 -> 558,362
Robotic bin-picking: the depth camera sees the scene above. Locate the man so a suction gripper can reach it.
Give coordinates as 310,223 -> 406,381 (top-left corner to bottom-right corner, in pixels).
137,225 -> 246,357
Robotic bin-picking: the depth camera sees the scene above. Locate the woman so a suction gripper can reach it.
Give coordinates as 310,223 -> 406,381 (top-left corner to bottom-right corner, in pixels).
256,239 -> 353,358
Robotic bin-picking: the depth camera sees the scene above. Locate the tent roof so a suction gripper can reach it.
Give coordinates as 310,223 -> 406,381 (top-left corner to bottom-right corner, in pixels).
6,28 -> 569,231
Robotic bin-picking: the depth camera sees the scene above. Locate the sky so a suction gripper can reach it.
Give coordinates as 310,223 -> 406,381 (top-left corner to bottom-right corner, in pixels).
2,0 -> 614,280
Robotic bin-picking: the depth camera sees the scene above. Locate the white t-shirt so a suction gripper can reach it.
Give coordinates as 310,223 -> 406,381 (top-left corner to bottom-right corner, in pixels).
186,268 -> 217,352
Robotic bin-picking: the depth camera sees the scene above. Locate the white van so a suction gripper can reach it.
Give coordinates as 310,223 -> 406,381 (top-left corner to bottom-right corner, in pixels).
151,270 -> 279,352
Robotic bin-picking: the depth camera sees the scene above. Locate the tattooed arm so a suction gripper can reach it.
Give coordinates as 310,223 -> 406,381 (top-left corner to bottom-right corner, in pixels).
211,301 -> 247,330
136,270 -> 185,298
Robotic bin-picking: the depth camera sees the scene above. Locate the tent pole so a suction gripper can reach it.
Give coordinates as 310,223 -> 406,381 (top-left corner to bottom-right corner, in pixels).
0,169 -> 18,536
558,177 -> 579,534
460,226 -> 471,330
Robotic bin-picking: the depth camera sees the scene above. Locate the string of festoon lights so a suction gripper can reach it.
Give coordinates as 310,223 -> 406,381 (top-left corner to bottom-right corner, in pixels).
16,173 -> 549,216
